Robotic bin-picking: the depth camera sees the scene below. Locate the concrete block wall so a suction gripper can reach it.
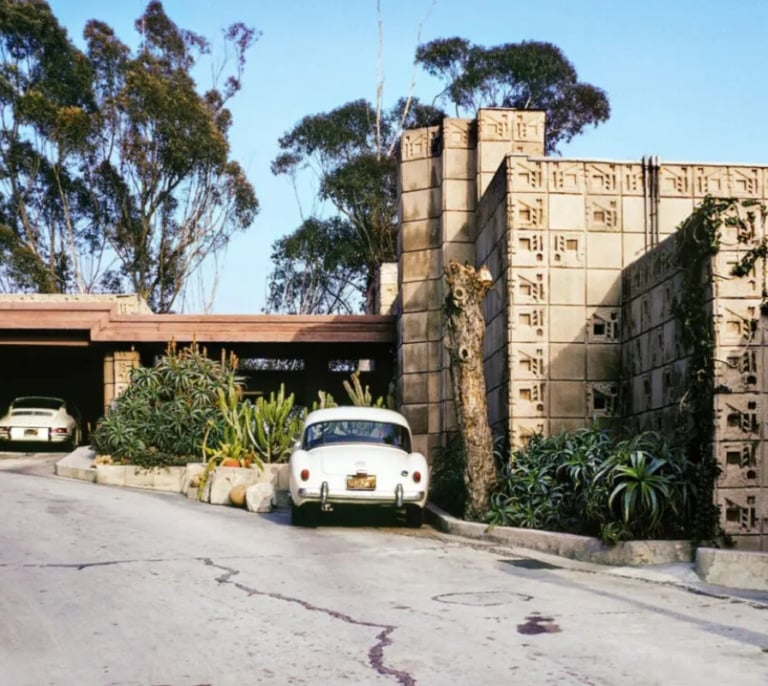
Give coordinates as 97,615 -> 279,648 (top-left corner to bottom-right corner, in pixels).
505,157 -> 632,445
477,163 -> 512,434
102,350 -> 141,412
710,199 -> 768,550
621,179 -> 768,550
398,110 -> 545,458
397,107 -> 768,549
621,235 -> 692,436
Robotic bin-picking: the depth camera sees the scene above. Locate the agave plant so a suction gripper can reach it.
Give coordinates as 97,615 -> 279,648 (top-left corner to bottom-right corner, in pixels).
608,450 -> 671,535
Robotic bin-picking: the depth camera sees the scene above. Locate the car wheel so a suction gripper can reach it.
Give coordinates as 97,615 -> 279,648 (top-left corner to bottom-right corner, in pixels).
290,501 -> 318,527
67,427 -> 82,451
405,505 -> 424,529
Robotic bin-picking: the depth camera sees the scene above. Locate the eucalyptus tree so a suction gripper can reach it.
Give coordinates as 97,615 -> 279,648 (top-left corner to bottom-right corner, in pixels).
0,1 -> 259,312
269,97 -> 444,314
266,217 -> 366,314
0,0 -> 95,293
415,37 -> 610,153
269,36 -> 610,312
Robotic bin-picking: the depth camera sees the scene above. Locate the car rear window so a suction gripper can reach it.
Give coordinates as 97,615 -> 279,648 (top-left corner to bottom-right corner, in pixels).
12,397 -> 64,410
304,420 -> 411,452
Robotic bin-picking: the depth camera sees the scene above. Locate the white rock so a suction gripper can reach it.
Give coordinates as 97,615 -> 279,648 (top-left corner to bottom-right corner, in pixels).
245,482 -> 275,513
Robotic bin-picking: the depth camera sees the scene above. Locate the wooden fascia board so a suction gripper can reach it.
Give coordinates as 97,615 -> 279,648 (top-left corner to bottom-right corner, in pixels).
0,303 -> 396,344
95,314 -> 397,343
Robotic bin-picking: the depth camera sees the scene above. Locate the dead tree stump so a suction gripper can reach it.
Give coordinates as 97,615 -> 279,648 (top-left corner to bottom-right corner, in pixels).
444,260 -> 496,521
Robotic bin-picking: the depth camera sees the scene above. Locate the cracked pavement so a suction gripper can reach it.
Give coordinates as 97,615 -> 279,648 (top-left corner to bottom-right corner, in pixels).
1,454 -> 767,685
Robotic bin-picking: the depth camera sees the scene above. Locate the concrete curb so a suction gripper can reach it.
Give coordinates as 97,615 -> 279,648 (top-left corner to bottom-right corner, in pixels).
54,446 -> 97,482
426,503 -> 692,566
696,547 -> 768,592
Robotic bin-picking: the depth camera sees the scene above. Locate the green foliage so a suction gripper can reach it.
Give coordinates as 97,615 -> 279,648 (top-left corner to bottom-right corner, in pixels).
486,426 -> 695,543
342,371 -> 391,408
267,217 -> 366,314
431,432 -> 507,518
0,0 -> 94,292
429,433 -> 467,517
91,341 -> 238,467
269,97 -> 443,313
0,1 -> 259,311
415,38 -> 610,153
251,384 -> 303,463
202,382 -> 263,468
310,389 -> 338,411
670,196 -> 767,545
308,373 -> 392,411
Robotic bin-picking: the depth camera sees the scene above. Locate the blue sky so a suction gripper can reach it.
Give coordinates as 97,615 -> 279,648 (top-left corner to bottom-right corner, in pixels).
47,0 -> 768,313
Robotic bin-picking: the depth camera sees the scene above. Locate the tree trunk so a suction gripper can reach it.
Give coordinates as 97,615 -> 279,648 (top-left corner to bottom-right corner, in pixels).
443,260 -> 496,521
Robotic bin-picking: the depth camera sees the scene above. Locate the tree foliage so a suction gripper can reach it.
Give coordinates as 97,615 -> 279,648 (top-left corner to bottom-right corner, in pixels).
266,217 -> 366,314
416,37 -> 610,153
269,36 -> 610,311
0,1 -> 259,311
269,97 -> 443,313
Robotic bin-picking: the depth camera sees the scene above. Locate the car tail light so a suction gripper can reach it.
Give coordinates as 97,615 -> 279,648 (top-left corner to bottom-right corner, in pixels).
50,428 -> 69,435
300,468 -> 310,481
412,470 -> 422,484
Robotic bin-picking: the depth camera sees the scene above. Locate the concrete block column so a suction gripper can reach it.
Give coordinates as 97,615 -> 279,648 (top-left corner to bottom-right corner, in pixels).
398,125 -> 443,458
103,349 -> 140,412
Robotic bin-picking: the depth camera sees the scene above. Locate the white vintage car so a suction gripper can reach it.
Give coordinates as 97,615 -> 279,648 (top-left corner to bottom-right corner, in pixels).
0,396 -> 82,449
289,406 -> 429,527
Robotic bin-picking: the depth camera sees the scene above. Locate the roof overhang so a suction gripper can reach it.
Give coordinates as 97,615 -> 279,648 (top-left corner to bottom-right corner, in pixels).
0,301 -> 396,347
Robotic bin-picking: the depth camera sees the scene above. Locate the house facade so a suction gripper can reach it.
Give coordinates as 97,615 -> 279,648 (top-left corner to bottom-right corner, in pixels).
395,108 -> 768,550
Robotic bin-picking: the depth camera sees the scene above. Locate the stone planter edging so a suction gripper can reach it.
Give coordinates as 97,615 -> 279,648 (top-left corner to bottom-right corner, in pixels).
426,503 -> 693,567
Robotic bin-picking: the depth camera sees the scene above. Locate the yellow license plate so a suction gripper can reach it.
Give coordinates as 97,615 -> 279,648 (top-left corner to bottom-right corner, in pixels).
346,474 -> 376,490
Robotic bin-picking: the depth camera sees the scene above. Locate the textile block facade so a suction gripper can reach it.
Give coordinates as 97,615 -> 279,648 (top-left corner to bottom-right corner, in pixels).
397,109 -> 768,549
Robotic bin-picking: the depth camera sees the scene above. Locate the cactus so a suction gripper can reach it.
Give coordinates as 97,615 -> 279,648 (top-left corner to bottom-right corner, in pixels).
197,380 -> 264,500
252,384 -> 303,463
312,389 -> 337,410
342,371 -> 390,408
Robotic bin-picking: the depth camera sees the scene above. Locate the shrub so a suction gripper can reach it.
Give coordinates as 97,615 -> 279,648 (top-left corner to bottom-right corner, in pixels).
431,432 -> 506,518
487,425 -> 695,543
91,341 -> 239,467
429,433 -> 467,517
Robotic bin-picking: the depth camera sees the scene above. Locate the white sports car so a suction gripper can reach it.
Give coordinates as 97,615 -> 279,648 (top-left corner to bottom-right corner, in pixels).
0,396 -> 82,449
289,406 -> 429,527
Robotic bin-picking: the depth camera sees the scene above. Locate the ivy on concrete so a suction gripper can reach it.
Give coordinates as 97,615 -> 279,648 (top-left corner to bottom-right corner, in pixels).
672,195 -> 766,545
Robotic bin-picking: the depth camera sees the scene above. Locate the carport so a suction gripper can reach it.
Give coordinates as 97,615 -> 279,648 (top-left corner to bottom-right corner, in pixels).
0,296 -> 397,438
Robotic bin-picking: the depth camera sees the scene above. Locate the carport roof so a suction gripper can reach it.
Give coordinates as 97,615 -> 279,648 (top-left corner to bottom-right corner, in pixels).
0,301 -> 396,346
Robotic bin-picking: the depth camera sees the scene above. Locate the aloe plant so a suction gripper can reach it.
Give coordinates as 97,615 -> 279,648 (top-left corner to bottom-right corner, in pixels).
91,341 -> 238,466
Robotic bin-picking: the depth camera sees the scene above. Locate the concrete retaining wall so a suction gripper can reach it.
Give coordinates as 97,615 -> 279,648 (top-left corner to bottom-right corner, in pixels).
696,547 -> 768,591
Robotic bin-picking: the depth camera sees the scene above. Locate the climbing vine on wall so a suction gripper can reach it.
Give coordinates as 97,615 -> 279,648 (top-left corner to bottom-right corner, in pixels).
671,195 -> 767,544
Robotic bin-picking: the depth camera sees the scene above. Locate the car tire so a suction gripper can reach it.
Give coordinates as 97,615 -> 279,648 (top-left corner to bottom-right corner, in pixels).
290,501 -> 318,527
405,505 -> 424,529
67,427 -> 82,451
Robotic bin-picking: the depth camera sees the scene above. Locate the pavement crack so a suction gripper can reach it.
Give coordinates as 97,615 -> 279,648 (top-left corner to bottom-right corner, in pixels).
202,557 -> 415,686
36,558 -> 166,571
